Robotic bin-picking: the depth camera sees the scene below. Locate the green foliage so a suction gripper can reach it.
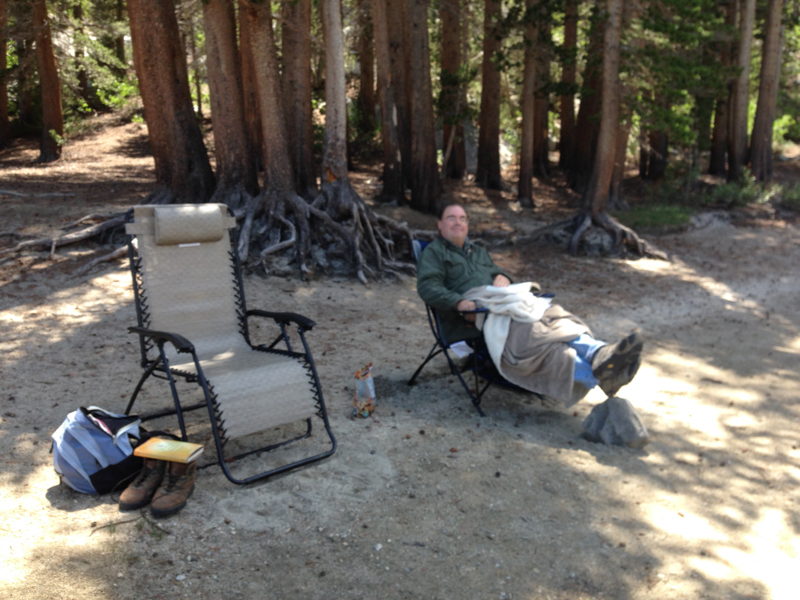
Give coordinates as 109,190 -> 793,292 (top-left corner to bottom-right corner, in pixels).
778,184 -> 800,211
612,204 -> 694,230
705,170 -> 765,208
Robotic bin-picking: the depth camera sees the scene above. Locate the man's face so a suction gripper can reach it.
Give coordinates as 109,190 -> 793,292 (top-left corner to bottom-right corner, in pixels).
437,205 -> 469,248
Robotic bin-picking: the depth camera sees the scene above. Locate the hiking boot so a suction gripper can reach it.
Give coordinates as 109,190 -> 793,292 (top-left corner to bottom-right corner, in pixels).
119,459 -> 166,511
150,461 -> 197,518
591,331 -> 644,396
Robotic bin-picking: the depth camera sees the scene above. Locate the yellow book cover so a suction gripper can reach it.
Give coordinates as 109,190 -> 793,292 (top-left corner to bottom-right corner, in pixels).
134,437 -> 204,464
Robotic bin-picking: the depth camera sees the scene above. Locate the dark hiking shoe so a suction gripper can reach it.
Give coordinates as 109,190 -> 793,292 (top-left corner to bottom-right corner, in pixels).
119,459 -> 166,511
591,331 -> 644,396
150,461 -> 197,518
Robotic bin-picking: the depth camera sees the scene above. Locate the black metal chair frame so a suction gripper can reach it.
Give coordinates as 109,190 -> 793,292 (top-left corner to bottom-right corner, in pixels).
407,301 -> 497,417
123,208 -> 336,485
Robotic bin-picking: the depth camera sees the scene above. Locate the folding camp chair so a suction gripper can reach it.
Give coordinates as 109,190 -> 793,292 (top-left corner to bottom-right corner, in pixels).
408,239 -> 503,417
123,204 -> 336,484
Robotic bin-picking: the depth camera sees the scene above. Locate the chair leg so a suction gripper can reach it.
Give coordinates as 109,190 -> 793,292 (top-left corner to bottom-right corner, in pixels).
408,343 -> 445,385
198,334 -> 337,485
443,349 -> 486,417
125,357 -> 162,415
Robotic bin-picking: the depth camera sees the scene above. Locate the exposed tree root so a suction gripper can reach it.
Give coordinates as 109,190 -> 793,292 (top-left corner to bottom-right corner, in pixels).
1,181 -> 417,281
0,214 -> 126,258
236,177 -> 416,282
523,212 -> 668,259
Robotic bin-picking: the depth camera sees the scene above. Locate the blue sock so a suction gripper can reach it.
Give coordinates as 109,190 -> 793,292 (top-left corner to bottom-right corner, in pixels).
568,333 -> 606,363
573,354 -> 599,388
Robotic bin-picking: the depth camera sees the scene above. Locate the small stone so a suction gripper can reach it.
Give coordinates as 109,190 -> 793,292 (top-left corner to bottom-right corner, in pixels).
176,574 -> 186,581
374,543 -> 382,552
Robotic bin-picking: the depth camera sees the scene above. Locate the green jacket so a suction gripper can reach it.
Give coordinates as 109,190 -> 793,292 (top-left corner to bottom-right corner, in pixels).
416,236 -> 510,343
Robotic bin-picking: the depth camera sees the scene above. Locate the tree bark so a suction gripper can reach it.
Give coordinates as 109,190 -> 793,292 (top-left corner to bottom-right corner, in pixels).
281,0 -> 317,197
440,0 -> 466,179
570,4 -> 603,191
320,0 -> 349,182
33,0 -> 63,163
727,0 -> 756,182
476,0 -> 503,190
0,0 -> 9,148
115,0 -> 125,64
202,0 -> 258,208
243,1 -> 293,193
357,0 -> 376,132
239,0 -> 264,174
750,0 -> 784,182
406,0 -> 440,213
582,0 -> 622,216
533,14 -> 550,178
387,0 -> 411,189
709,0 -> 737,176
517,0 -> 537,206
558,0 -> 578,170
128,0 -> 215,201
371,0 -> 404,201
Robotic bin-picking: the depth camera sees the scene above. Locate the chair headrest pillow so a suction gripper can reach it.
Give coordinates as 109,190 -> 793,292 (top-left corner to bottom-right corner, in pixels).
154,205 -> 225,245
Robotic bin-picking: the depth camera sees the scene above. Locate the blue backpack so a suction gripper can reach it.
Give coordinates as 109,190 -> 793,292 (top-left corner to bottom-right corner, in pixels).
52,407 -> 143,495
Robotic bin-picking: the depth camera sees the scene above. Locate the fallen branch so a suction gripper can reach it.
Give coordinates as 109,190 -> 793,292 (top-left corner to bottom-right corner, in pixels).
0,215 -> 125,257
75,246 -> 128,276
0,189 -> 76,198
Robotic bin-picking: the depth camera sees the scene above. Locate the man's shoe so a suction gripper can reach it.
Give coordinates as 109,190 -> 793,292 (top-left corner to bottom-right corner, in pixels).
150,461 -> 197,518
119,459 -> 166,511
591,331 -> 644,396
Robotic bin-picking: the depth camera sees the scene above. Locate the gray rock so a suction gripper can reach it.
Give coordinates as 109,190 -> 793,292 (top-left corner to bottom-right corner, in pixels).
583,396 -> 649,449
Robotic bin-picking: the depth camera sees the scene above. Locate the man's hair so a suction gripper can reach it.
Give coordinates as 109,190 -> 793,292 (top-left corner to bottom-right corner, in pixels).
438,203 -> 466,220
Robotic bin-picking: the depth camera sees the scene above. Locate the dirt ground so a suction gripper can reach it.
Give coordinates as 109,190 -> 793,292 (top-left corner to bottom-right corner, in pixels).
1,118 -> 799,600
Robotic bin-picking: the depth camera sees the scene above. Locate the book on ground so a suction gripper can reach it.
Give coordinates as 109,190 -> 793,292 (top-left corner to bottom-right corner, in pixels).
134,437 -> 204,463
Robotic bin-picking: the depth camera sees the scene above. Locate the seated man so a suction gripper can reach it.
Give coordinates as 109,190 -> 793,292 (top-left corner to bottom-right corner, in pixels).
416,203 -> 643,404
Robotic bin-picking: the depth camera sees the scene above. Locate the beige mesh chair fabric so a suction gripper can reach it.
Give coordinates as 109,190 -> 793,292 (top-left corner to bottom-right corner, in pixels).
126,204 -> 318,440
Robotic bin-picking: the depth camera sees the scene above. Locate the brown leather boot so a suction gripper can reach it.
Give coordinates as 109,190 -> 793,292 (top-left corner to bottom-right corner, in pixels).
119,459 -> 166,511
150,461 -> 197,518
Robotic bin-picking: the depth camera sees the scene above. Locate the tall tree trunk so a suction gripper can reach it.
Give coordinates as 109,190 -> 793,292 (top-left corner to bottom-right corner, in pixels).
709,0 -> 737,176
559,0 -> 578,170
750,0 -> 784,182
406,0 -> 440,213
440,0 -> 466,179
202,0 -> 258,208
371,0 -> 404,201
582,0 -> 622,216
73,4 -> 92,107
33,0 -> 63,163
115,0 -> 125,64
517,0 -> 537,206
533,15 -> 550,178
128,0 -> 215,201
357,0 -> 376,132
16,41 -> 34,128
609,117 -> 631,209
0,0 -> 9,148
387,0 -> 411,189
727,0 -> 756,182
239,0 -> 263,174
645,128 -> 669,180
241,0 -> 315,267
186,15 -> 203,119
320,0 -> 348,181
476,0 -> 503,189
281,0 -> 317,197
570,6 -> 603,192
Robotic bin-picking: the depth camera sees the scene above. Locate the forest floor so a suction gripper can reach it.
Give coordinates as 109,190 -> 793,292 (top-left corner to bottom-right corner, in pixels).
1,114 -> 799,600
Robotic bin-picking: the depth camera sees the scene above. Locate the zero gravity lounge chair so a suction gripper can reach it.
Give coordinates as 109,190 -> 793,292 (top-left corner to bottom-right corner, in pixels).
123,204 -> 336,484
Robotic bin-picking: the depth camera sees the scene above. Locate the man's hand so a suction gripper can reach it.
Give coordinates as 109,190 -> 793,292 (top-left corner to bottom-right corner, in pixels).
492,274 -> 511,287
456,299 -> 477,322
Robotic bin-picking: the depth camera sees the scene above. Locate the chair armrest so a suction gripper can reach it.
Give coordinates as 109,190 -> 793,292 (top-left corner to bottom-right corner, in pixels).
127,327 -> 195,353
246,310 -> 316,331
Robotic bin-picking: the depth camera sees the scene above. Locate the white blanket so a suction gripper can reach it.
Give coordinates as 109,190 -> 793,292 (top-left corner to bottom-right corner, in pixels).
463,283 -> 552,382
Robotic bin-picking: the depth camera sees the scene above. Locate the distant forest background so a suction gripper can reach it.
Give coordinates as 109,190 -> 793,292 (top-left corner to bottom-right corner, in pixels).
1,0 -> 798,274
